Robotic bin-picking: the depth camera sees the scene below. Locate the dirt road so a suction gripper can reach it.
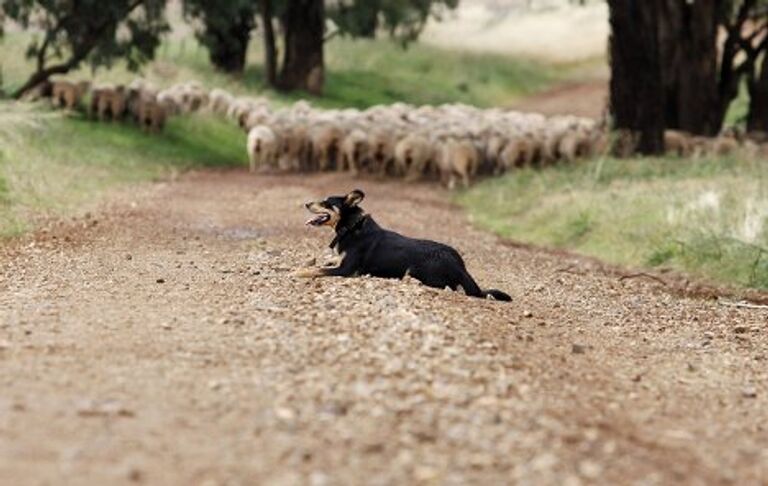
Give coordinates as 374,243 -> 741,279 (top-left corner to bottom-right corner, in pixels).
510,80 -> 608,119
1,171 -> 767,485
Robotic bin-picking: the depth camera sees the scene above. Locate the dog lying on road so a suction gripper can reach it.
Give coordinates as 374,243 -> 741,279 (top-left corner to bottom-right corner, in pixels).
296,189 -> 512,301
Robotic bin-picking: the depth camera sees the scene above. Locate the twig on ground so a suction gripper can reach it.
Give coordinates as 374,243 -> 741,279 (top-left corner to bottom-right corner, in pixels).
554,264 -> 585,275
618,272 -> 669,287
717,300 -> 768,310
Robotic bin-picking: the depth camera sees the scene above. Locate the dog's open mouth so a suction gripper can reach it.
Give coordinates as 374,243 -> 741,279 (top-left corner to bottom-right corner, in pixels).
306,213 -> 331,226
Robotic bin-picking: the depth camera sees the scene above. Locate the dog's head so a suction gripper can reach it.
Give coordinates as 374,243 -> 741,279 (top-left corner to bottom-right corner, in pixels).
304,189 -> 365,229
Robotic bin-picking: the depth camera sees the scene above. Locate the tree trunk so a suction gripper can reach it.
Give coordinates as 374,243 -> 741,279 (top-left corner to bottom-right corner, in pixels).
658,0 -> 721,136
608,0 -> 666,155
261,0 -> 278,87
278,0 -> 325,95
207,8 -> 253,73
747,52 -> 768,134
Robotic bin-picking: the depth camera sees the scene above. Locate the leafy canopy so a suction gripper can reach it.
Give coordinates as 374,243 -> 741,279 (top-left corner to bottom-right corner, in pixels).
1,0 -> 168,95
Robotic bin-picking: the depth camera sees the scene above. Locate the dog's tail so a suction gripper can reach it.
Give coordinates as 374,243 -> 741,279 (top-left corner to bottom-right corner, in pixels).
460,273 -> 512,302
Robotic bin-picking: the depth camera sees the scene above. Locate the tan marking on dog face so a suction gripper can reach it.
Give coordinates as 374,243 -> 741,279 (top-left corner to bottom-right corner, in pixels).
305,201 -> 341,228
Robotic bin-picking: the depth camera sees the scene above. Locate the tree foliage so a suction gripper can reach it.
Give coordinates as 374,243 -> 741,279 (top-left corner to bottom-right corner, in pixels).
182,0 -> 258,73
1,0 -> 168,98
327,0 -> 459,45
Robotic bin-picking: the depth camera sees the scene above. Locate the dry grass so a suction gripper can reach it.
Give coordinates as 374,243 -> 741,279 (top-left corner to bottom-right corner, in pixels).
0,103 -> 246,237
459,154 -> 768,289
0,102 -> 62,143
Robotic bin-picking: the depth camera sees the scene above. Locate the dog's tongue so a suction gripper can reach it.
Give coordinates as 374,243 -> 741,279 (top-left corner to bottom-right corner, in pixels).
305,214 -> 328,226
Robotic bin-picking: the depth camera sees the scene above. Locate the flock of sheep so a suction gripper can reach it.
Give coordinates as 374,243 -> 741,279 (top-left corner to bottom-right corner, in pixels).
36,78 -> 210,132
38,78 -> 765,188
223,91 -> 607,188
39,77 -> 608,187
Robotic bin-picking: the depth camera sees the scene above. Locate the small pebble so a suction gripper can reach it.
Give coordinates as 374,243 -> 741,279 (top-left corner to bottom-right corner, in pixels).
572,343 -> 586,354
742,387 -> 758,398
127,468 -> 143,482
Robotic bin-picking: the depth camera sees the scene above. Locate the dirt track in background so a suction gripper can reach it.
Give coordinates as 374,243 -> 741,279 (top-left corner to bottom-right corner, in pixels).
510,80 -> 608,119
1,171 -> 767,485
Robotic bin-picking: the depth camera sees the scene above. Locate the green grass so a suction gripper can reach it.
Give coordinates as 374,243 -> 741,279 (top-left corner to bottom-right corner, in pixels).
1,33 -> 554,109
0,102 -> 246,236
725,80 -> 750,127
309,39 -> 551,108
458,155 -> 768,289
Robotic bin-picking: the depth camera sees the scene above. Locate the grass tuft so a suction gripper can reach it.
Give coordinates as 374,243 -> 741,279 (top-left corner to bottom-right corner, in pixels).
0,103 -> 246,237
458,155 -> 768,289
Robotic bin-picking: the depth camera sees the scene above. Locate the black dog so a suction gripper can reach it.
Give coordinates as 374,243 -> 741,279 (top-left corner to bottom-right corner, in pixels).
296,189 -> 512,301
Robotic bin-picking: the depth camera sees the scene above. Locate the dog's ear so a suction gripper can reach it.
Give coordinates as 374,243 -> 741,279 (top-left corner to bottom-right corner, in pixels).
344,189 -> 365,207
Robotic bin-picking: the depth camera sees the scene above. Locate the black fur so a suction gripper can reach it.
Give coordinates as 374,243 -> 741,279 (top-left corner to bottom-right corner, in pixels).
303,190 -> 512,301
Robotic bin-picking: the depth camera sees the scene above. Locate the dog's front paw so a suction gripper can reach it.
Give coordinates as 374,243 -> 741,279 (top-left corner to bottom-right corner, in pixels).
293,267 -> 324,278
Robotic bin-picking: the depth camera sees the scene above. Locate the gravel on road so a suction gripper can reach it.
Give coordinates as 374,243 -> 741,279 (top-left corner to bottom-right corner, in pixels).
1,171 -> 767,485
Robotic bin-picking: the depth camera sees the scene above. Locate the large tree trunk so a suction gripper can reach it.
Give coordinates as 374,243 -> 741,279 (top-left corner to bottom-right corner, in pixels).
658,0 -> 721,135
608,0 -> 666,155
278,0 -> 325,95
206,8 -> 253,73
747,52 -> 768,134
261,0 -> 278,87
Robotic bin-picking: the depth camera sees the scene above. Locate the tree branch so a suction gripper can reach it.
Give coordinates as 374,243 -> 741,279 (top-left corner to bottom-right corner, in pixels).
13,0 -> 146,99
717,0 -> 760,120
729,0 -> 756,34
323,29 -> 340,43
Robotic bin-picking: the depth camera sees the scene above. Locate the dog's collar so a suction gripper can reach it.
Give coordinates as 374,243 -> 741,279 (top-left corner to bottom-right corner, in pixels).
330,213 -> 369,249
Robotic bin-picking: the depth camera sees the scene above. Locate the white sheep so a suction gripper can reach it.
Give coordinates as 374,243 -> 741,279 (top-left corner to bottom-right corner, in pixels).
247,125 -> 278,172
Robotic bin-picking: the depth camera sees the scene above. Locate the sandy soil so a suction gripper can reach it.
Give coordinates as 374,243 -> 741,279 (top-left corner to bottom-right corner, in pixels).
1,171 -> 767,485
